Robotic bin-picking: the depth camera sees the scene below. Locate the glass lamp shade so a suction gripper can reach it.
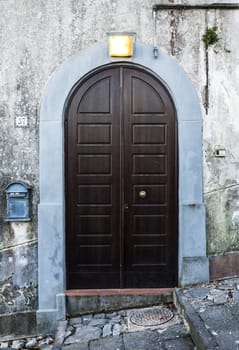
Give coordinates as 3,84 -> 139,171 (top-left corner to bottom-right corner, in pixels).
108,32 -> 136,57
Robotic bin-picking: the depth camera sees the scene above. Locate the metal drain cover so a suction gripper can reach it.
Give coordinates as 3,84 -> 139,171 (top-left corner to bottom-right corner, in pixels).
129,306 -> 174,327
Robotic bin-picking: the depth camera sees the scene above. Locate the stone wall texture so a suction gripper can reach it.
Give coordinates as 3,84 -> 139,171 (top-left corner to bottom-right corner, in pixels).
0,0 -> 239,322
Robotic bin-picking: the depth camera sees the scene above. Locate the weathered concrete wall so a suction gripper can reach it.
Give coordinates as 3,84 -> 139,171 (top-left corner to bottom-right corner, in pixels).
157,5 -> 239,256
155,2 -> 239,274
0,0 -> 239,330
203,10 -> 239,256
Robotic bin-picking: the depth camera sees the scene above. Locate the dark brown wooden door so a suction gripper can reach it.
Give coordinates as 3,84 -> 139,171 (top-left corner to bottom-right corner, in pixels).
65,64 -> 178,289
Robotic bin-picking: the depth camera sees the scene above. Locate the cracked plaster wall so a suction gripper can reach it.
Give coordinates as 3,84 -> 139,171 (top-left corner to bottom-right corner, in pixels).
0,0 -> 239,313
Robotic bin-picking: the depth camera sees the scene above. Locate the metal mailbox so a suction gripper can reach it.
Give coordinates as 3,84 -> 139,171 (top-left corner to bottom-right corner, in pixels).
4,182 -> 31,222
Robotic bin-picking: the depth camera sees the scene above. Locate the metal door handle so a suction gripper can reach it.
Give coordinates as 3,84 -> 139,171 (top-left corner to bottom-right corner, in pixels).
139,190 -> 147,199
124,203 -> 129,210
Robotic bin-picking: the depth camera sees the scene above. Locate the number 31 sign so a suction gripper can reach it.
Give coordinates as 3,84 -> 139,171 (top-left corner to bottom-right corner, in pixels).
15,116 -> 28,127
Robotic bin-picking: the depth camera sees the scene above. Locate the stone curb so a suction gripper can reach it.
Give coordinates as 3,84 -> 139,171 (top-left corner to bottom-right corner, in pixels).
174,289 -> 220,350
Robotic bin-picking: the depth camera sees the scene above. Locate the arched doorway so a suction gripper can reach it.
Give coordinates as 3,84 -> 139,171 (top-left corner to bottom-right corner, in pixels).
65,64 -> 178,289
37,41 -> 208,333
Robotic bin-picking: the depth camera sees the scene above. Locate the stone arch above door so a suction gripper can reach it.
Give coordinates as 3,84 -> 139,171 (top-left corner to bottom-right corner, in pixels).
37,41 -> 208,333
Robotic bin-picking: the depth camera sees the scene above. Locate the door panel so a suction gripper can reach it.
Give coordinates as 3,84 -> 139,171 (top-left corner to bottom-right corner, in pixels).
65,64 -> 178,289
131,77 -> 165,114
123,68 -> 177,287
66,68 -> 121,288
132,124 -> 166,144
133,155 -> 166,174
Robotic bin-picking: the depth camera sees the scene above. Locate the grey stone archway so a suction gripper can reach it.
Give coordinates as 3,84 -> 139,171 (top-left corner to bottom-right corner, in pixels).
37,41 -> 208,332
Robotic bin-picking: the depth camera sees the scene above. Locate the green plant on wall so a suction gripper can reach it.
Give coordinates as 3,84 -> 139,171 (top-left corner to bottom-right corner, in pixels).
202,26 -> 219,48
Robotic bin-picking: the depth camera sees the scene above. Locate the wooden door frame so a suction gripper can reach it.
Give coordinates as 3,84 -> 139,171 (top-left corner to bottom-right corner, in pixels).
37,41 -> 208,333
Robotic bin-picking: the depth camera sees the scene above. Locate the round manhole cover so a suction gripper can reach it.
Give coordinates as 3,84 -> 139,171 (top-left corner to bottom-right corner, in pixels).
129,306 -> 174,327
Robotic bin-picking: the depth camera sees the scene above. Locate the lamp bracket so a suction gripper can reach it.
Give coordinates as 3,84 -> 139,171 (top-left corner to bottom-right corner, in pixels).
152,3 -> 239,11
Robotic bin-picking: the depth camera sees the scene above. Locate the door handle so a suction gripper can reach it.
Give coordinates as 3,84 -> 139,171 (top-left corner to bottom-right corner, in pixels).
124,203 -> 129,210
139,190 -> 147,199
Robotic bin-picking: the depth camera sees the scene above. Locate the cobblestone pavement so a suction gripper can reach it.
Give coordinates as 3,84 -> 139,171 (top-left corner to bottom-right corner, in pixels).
0,306 -> 195,350
56,305 -> 196,350
3,278 -> 239,349
0,305 -> 195,350
0,335 -> 55,349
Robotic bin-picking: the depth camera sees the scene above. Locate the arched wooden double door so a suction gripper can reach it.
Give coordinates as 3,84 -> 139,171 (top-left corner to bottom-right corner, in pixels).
65,64 -> 178,289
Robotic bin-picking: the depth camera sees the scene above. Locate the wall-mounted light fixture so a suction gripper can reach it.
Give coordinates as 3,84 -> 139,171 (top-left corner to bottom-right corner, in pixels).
152,7 -> 158,59
107,32 -> 136,57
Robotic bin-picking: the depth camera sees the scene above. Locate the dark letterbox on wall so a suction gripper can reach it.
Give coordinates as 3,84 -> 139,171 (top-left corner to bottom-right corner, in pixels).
4,182 -> 31,222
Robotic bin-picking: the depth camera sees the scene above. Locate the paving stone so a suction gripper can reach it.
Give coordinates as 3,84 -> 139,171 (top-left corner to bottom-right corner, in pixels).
63,343 -> 89,350
199,304 -> 238,331
82,315 -> 93,325
87,318 -> 106,327
93,313 -> 105,319
107,312 -> 117,318
11,341 -> 25,350
188,287 -> 211,299
123,330 -> 160,350
203,290 -> 228,305
69,316 -> 82,326
49,346 -> 59,350
25,339 -> 38,349
46,337 -> 55,345
159,336 -> 196,349
55,320 -> 68,345
89,335 -> 124,350
102,324 -> 112,338
112,324 -> 123,336
64,326 -> 101,345
157,323 -> 189,341
36,336 -> 44,341
215,330 -> 239,350
41,346 -> 54,350
64,326 -> 75,341
110,316 -> 121,323
118,310 -> 127,317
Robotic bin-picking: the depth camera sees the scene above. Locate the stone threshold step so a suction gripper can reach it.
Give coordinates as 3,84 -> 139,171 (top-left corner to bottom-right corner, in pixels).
66,288 -> 173,296
66,288 -> 173,316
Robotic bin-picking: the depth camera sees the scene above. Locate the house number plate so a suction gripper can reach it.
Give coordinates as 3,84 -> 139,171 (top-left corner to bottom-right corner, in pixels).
15,116 -> 28,127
